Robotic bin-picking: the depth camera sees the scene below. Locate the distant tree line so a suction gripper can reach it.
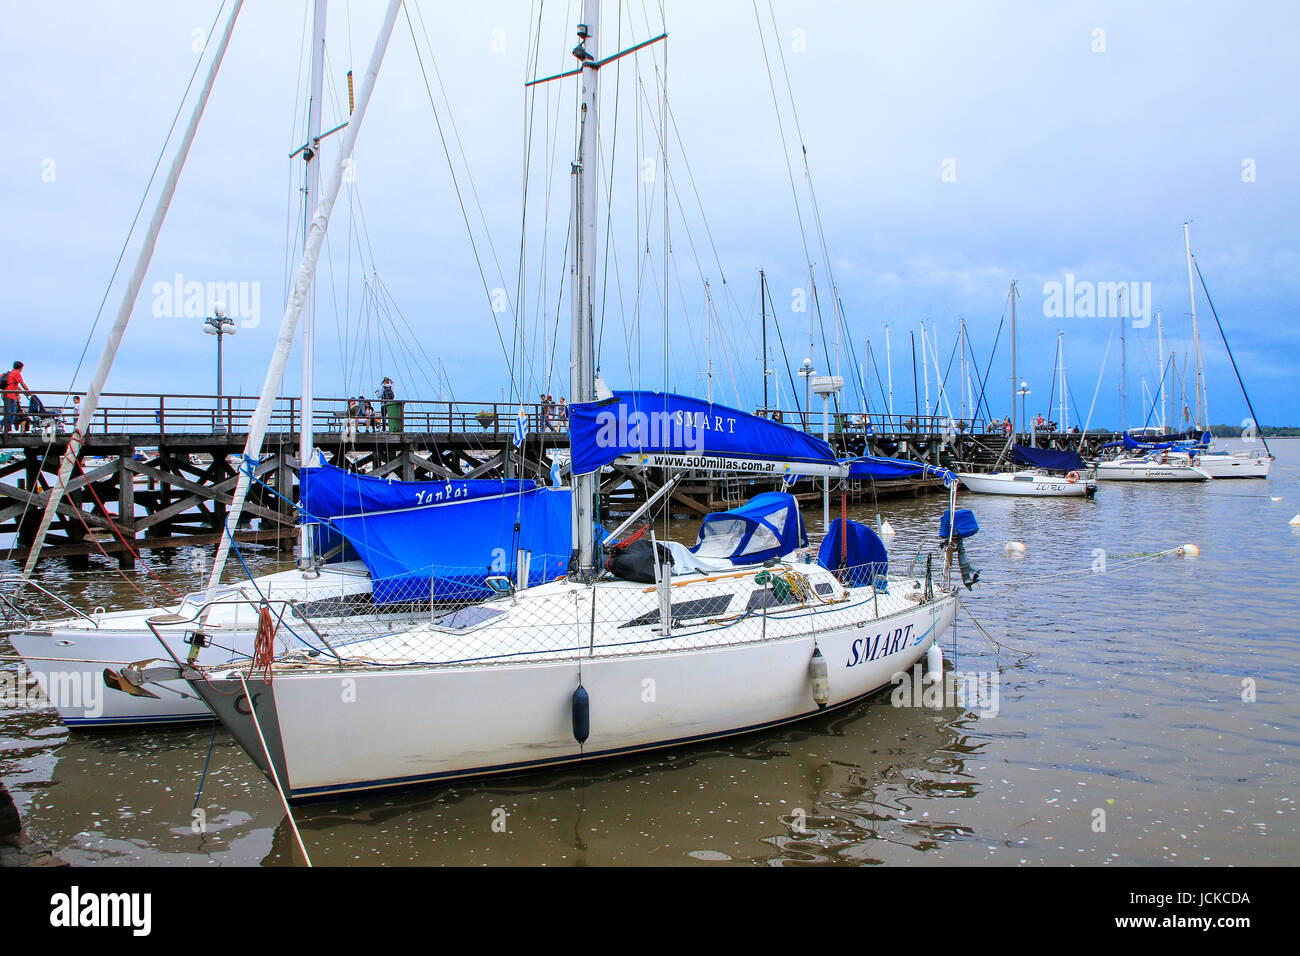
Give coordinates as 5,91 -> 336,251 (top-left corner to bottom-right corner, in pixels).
1208,424 -> 1300,437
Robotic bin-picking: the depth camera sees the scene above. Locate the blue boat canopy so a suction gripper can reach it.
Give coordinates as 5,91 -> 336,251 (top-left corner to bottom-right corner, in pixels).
690,492 -> 807,564
817,518 -> 888,587
1011,444 -> 1085,472
568,391 -> 842,477
300,462 -> 572,603
940,508 -> 980,539
1115,430 -> 1212,452
842,455 -> 956,484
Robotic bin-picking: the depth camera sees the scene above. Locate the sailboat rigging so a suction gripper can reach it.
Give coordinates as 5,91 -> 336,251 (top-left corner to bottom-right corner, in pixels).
159,0 -> 971,805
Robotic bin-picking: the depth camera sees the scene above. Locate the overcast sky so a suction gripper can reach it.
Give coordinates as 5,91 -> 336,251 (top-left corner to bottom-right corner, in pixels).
2,0 -> 1296,430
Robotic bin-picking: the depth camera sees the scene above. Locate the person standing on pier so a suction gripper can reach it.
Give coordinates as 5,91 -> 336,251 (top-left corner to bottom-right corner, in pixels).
1,361 -> 30,436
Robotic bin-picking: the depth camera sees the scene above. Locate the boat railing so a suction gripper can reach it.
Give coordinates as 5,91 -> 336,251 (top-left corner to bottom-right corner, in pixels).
204,556 -> 947,672
0,574 -> 101,631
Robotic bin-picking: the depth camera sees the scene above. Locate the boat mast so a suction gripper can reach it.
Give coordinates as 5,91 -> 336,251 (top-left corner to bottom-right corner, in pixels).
919,320 -> 930,419
760,269 -> 768,410
299,0 -> 327,570
571,0 -> 600,573
1009,280 -> 1017,442
21,0 -> 247,579
704,279 -> 714,402
885,324 -> 893,418
205,0 -> 402,594
1156,308 -> 1166,432
1119,288 -> 1127,432
1185,221 -> 1206,430
1057,330 -> 1066,433
959,318 -> 968,422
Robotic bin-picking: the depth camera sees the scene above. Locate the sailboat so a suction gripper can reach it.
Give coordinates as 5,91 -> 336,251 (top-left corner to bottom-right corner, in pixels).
957,284 -> 1097,497
149,3 -> 969,804
5,1 -> 564,728
1162,223 -> 1272,478
1094,223 -> 1268,481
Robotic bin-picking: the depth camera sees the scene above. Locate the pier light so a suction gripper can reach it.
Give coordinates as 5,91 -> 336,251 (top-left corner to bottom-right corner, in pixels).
203,303 -> 237,433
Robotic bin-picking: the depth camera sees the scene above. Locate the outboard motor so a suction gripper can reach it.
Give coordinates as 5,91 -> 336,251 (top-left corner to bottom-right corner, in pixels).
940,508 -> 981,589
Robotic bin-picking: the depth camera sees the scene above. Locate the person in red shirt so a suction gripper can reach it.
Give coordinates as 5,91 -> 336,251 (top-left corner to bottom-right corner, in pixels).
2,361 -> 30,435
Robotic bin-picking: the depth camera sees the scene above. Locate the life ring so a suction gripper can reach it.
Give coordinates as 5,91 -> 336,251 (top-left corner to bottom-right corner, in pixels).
1066,471 -> 1080,484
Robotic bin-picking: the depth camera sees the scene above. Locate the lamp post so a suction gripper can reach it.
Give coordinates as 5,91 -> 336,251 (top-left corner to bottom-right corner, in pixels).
798,357 -> 815,432
1017,380 -> 1031,447
203,303 -> 237,432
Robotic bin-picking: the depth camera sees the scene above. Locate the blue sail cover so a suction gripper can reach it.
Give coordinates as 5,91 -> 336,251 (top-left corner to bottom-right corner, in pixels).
299,463 -> 571,603
568,391 -> 841,477
1121,432 -> 1210,452
1011,444 -> 1085,472
817,518 -> 888,587
842,455 -> 956,483
690,492 -> 807,564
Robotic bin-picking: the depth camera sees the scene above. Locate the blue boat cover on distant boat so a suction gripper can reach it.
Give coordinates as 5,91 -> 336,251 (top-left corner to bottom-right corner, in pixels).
817,518 -> 888,587
568,391 -> 841,477
690,492 -> 807,564
842,455 -> 956,484
1118,430 -> 1211,451
1011,444 -> 1085,472
299,463 -> 571,603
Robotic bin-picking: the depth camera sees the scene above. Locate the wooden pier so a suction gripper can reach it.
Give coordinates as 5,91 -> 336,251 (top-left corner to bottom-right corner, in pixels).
0,391 -> 1119,569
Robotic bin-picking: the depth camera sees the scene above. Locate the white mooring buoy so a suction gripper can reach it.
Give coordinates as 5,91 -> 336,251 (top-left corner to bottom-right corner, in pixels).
1005,541 -> 1026,555
809,646 -> 830,709
924,641 -> 944,685
1290,514 -> 1300,526
880,520 -> 896,537
1178,543 -> 1200,557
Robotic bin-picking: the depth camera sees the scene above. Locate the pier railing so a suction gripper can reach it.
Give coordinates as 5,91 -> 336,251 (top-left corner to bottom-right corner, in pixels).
8,392 -> 993,441
10,392 -> 574,438
754,407 -> 987,436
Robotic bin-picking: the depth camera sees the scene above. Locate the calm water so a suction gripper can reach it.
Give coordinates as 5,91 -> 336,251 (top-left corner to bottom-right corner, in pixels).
2,439 -> 1297,866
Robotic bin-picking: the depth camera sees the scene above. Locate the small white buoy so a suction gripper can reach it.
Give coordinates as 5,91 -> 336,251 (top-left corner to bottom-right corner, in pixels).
880,520 -> 896,537
1271,496 -> 1282,502
809,646 -> 830,709
924,641 -> 944,685
1290,514 -> 1300,526
1005,541 -> 1026,555
1177,543 -> 1200,557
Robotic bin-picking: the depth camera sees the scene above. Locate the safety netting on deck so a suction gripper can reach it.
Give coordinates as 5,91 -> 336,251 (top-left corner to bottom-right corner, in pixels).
236,558 -> 948,671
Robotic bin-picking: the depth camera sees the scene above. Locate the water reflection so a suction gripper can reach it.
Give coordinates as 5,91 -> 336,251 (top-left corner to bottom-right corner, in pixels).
3,442 -> 1299,865
258,688 -> 994,867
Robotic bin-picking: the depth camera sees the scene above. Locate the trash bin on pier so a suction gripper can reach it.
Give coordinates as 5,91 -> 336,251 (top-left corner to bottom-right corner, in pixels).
383,400 -> 405,433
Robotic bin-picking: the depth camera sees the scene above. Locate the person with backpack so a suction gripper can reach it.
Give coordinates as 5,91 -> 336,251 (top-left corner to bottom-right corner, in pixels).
2,361 -> 31,436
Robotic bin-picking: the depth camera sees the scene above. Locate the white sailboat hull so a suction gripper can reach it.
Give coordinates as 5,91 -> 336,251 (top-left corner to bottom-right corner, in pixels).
193,575 -> 958,802
957,470 -> 1095,497
6,563 -> 375,728
1094,459 -> 1211,481
1171,452 -> 1271,479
